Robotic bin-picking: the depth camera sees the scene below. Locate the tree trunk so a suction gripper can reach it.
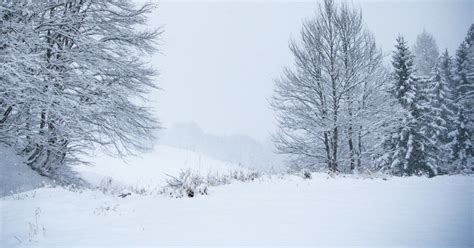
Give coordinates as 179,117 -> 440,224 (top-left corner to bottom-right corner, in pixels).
0,105 -> 13,124
348,123 -> 355,171
324,131 -> 331,169
357,126 -> 362,168
348,98 -> 355,171
27,109 -> 47,165
332,91 -> 338,172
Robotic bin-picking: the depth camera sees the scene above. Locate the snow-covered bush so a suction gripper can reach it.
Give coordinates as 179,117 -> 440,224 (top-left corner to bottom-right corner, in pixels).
207,170 -> 260,186
126,184 -> 157,196
228,170 -> 260,182
205,172 -> 231,186
302,170 -> 312,179
96,177 -> 155,197
98,177 -> 118,195
162,169 -> 261,198
163,169 -> 208,198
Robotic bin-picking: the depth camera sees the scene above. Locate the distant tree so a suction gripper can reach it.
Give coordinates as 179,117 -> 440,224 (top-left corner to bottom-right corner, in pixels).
413,30 -> 439,77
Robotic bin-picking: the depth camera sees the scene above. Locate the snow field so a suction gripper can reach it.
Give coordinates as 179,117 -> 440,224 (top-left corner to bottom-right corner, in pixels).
1,174 -> 472,247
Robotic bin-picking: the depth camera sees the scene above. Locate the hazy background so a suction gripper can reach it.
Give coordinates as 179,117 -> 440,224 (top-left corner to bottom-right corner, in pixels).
147,0 -> 473,142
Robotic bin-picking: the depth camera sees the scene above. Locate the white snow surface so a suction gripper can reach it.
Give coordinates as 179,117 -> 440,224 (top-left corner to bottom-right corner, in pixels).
1,144 -> 473,247
76,145 -> 247,192
1,175 -> 473,247
0,145 -> 51,197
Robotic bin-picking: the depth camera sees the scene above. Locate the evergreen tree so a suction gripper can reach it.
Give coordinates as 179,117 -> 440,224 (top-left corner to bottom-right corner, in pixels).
413,30 -> 439,77
424,50 -> 456,172
385,36 -> 436,177
454,25 -> 473,125
391,36 -> 417,109
450,24 -> 474,172
449,108 -> 472,172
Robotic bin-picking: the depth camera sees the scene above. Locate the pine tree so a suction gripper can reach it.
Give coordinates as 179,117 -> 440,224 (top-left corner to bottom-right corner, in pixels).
450,24 -> 474,172
392,37 -> 417,109
423,50 -> 457,173
454,25 -> 473,124
413,30 -> 440,78
385,36 -> 436,177
449,108 -> 472,172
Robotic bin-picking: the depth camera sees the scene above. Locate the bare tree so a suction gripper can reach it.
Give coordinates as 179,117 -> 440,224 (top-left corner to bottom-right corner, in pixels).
271,0 -> 386,172
0,0 -> 161,182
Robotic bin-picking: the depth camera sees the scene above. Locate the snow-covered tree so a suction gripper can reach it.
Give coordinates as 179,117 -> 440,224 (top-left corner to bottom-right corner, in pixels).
449,108 -> 472,172
271,0 -> 386,173
413,30 -> 439,77
421,50 -> 457,172
450,24 -> 474,172
454,25 -> 474,129
1,1 -> 44,148
0,0 -> 161,182
391,36 -> 418,109
383,36 -> 436,177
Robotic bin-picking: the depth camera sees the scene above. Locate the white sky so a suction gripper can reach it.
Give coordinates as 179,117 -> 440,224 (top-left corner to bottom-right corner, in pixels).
146,0 -> 473,142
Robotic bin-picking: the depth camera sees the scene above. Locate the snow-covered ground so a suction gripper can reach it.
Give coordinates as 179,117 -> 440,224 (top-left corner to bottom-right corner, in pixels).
76,145 -> 247,193
0,145 -> 51,197
1,175 -> 472,247
1,145 -> 473,247
2,144 -> 239,197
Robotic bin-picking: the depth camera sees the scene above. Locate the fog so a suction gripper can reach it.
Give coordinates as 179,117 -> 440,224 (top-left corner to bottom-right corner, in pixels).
148,0 -> 473,142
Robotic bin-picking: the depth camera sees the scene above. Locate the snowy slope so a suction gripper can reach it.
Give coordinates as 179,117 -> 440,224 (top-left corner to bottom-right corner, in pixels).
0,145 -> 51,197
1,144 -> 245,196
1,175 -> 472,247
76,145 -> 247,191
158,122 -> 284,171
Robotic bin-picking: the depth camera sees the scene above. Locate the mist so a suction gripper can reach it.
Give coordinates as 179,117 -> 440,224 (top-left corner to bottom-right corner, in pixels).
148,0 -> 473,142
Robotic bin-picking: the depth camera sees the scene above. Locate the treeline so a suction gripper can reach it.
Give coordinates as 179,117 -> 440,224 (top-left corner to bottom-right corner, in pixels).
272,0 -> 473,176
0,0 -> 160,182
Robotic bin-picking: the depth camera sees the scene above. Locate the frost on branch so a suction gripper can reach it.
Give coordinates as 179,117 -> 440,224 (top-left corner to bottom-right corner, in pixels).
163,169 -> 208,198
0,0 -> 162,183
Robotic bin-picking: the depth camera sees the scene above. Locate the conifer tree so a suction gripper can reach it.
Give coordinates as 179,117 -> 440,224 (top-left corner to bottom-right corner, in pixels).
454,25 -> 473,128
449,108 -> 472,172
413,30 -> 439,77
424,50 -> 456,172
385,36 -> 436,177
450,24 -> 474,172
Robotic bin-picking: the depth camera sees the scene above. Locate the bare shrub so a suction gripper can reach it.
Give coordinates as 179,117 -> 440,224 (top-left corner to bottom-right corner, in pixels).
302,170 -> 312,179
162,168 -> 261,198
163,169 -> 208,198
28,207 -> 45,242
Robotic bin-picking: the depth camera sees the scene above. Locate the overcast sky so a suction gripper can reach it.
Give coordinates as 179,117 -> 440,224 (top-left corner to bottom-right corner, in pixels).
146,0 -> 473,142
